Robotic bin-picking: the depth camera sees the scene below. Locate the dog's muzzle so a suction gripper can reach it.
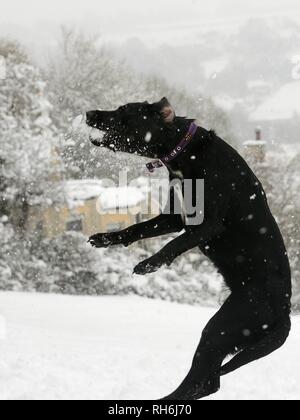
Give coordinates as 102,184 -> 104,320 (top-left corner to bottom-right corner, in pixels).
86,110 -> 99,126
89,128 -> 106,146
86,111 -> 106,146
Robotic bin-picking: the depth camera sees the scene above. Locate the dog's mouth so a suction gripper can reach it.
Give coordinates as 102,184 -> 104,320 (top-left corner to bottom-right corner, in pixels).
89,128 -> 107,147
88,126 -> 119,152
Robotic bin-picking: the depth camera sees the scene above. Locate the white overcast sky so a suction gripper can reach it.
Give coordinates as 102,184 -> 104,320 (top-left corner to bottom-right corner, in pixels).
2,0 -> 300,25
1,0 -> 300,46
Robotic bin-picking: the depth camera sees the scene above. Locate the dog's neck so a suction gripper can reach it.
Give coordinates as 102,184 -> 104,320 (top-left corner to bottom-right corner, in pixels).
159,118 -> 198,160
162,118 -> 195,151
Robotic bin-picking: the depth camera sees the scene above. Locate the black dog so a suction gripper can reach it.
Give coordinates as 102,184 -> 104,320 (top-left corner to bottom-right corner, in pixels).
86,98 -> 292,400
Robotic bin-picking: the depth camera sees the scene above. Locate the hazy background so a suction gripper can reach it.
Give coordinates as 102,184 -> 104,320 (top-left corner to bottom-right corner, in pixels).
2,0 -> 300,29
2,0 -> 300,51
2,0 -> 300,144
0,1 -> 299,307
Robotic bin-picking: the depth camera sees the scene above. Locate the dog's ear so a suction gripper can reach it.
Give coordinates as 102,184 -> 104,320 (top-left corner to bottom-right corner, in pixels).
155,97 -> 175,123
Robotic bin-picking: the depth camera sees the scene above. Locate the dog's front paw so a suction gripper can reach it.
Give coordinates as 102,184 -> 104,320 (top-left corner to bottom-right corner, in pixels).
133,260 -> 160,275
88,233 -> 113,248
88,232 -> 125,248
133,255 -> 168,275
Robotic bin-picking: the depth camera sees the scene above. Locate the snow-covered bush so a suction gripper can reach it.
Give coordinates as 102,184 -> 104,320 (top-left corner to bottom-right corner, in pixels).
32,232 -> 101,295
0,228 -> 99,294
247,148 -> 300,312
270,153 -> 300,312
0,39 -> 62,230
0,221 -> 17,290
90,246 -> 222,307
0,221 -> 221,307
0,221 -> 48,292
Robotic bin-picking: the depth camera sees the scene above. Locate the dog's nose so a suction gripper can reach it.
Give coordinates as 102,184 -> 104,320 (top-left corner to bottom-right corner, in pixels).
86,111 -> 97,126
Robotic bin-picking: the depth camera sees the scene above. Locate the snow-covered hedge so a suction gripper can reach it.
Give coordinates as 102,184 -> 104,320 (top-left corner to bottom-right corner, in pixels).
0,225 -> 223,307
249,149 -> 300,312
1,213 -> 298,312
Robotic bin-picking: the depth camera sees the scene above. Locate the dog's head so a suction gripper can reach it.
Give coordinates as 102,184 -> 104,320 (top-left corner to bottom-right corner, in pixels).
86,98 -> 176,158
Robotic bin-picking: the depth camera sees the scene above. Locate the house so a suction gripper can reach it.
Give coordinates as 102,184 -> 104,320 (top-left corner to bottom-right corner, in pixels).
26,179 -> 154,239
249,81 -> 300,143
243,128 -> 266,164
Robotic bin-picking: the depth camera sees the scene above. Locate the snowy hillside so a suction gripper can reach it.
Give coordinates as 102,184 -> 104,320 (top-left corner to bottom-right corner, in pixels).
0,292 -> 299,400
250,81 -> 300,121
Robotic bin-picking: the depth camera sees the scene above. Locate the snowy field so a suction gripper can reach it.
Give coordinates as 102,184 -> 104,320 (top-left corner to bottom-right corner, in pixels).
0,292 -> 299,401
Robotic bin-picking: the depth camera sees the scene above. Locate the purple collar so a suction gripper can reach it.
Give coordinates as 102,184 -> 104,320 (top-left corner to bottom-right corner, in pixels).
146,122 -> 198,173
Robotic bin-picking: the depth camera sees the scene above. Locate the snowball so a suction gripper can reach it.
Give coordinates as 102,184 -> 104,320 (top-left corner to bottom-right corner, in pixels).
90,128 -> 106,142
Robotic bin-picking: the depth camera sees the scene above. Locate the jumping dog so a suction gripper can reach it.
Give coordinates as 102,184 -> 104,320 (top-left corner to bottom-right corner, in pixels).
86,98 -> 292,400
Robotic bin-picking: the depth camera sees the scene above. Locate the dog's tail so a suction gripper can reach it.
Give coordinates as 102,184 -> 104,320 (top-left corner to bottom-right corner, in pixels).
220,316 -> 291,377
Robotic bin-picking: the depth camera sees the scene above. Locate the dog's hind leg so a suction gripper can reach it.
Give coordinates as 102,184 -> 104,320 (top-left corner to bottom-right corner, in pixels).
160,298 -> 238,400
220,315 -> 291,376
219,272 -> 292,377
160,327 -> 227,401
161,289 -> 278,401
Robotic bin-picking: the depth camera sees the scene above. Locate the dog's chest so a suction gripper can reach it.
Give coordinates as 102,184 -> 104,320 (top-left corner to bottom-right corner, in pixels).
168,161 -> 200,182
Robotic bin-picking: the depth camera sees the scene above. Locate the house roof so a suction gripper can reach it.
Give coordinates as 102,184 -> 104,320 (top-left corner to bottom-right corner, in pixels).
65,179 -> 145,210
243,140 -> 266,147
100,188 -> 145,210
250,81 -> 300,122
65,180 -> 105,203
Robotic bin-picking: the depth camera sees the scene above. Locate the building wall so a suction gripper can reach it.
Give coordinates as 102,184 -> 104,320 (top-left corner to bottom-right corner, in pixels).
26,198 -> 143,239
243,143 -> 266,164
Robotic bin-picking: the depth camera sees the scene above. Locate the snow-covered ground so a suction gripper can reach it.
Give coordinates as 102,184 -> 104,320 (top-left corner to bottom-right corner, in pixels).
0,292 -> 299,400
